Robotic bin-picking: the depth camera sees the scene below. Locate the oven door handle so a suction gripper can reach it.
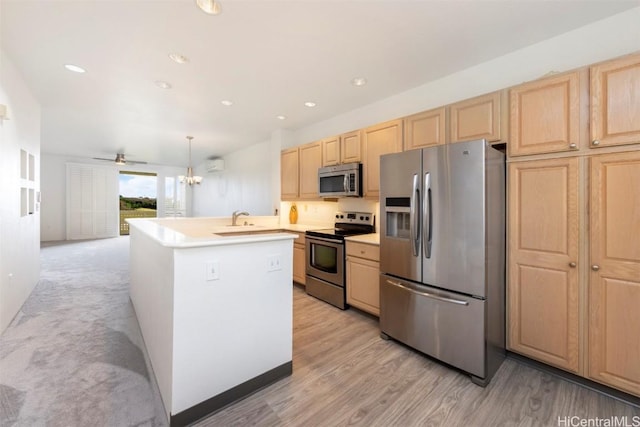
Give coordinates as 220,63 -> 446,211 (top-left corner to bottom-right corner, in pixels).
306,235 -> 342,246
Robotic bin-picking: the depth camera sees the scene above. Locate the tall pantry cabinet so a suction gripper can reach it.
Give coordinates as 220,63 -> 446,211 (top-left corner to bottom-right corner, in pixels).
507,53 -> 640,397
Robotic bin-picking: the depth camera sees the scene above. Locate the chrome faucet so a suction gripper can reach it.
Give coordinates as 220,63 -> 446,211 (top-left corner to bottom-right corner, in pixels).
231,210 -> 250,226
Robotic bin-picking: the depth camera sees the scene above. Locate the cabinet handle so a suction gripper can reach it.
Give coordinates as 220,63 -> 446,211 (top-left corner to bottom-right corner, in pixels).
569,262 -> 577,268
591,265 -> 600,271
569,143 -> 577,149
592,140 -> 600,146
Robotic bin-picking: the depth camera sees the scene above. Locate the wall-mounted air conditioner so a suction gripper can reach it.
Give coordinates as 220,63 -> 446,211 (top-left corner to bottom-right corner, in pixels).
206,158 -> 225,172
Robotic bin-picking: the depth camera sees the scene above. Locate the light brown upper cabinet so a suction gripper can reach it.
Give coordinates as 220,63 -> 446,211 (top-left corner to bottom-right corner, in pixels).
450,91 -> 507,144
299,141 -> 322,199
362,119 -> 403,199
280,147 -> 299,200
341,130 -> 361,164
590,53 -> 640,149
588,150 -> 640,396
321,131 -> 361,167
321,136 -> 341,166
509,69 -> 587,157
404,107 -> 446,151
508,157 -> 580,373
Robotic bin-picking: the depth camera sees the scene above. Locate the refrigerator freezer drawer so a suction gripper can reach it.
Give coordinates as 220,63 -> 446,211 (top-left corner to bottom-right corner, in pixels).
380,274 -> 486,378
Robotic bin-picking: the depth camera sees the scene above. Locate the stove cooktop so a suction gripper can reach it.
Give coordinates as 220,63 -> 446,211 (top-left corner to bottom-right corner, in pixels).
305,211 -> 375,241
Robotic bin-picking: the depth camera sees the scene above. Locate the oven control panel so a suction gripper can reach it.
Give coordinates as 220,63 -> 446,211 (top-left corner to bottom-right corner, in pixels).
335,211 -> 375,226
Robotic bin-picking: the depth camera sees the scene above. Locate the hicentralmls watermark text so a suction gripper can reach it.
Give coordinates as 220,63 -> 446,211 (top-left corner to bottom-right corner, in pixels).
558,416 -> 640,427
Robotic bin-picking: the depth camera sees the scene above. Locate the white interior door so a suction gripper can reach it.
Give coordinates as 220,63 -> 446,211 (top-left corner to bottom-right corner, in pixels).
66,163 -> 119,239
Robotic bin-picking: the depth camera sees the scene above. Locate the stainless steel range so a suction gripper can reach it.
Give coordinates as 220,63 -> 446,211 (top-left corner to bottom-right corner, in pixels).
305,212 -> 375,309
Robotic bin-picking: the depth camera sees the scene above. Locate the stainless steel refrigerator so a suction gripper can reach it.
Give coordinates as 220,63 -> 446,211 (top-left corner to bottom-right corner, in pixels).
379,139 -> 505,386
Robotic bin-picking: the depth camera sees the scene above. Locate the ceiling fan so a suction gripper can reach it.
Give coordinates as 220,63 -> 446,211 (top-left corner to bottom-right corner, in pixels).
92,153 -> 148,165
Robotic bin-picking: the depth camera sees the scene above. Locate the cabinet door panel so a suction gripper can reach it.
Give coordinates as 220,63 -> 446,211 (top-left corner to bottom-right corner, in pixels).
341,131 -> 361,163
404,107 -> 446,150
281,148 -> 299,200
591,54 -> 640,148
509,71 -> 583,156
322,136 -> 340,166
299,142 -> 322,199
346,257 -> 380,316
450,91 -> 502,143
589,151 -> 640,395
362,119 -> 403,198
293,244 -> 306,285
508,157 -> 580,373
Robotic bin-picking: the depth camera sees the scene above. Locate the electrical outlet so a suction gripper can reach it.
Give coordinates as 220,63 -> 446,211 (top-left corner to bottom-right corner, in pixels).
267,254 -> 282,272
206,261 -> 220,281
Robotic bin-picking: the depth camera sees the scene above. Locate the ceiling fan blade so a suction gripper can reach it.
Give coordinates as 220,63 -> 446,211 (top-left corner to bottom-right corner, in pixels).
92,157 -> 114,162
125,160 -> 148,165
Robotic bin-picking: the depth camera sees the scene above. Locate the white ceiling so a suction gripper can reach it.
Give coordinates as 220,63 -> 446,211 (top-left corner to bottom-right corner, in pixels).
1,0 -> 637,167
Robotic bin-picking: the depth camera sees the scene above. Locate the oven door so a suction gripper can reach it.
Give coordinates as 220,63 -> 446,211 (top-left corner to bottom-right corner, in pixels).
305,235 -> 344,287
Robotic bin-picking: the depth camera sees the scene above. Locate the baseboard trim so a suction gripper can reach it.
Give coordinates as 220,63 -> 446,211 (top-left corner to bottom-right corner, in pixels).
507,352 -> 640,408
170,361 -> 293,426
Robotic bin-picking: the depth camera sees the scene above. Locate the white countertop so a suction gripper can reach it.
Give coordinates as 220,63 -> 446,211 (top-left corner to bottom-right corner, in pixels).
345,233 -> 380,245
126,217 -> 331,249
128,219 -> 297,248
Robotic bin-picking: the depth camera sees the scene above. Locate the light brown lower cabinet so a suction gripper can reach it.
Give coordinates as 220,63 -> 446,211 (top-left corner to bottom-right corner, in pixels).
346,241 -> 380,316
292,232 -> 306,285
588,151 -> 640,396
508,157 -> 580,373
508,149 -> 640,397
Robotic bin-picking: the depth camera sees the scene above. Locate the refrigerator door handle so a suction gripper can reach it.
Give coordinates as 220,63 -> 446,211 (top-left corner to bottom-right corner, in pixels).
410,173 -> 420,257
385,279 -> 469,306
423,172 -> 432,258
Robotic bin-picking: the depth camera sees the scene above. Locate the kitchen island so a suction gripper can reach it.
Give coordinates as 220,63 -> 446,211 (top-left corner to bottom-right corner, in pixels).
127,217 -> 297,426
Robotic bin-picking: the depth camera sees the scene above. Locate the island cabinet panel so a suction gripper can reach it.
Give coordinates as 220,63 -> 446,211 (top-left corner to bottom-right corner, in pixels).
449,91 -> 506,143
341,130 -> 361,164
590,53 -> 640,149
281,148 -> 299,200
299,141 -> 322,199
588,151 -> 640,396
362,119 -> 403,199
346,241 -> 380,316
403,107 -> 446,151
509,70 -> 586,157
507,157 -> 580,373
322,136 -> 341,166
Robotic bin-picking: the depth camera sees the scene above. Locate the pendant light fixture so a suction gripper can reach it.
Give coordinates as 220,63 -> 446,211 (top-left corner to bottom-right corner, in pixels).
196,0 -> 222,15
179,136 -> 203,186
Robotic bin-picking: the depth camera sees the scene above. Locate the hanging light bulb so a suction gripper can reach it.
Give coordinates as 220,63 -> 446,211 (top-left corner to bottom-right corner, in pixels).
179,136 -> 203,186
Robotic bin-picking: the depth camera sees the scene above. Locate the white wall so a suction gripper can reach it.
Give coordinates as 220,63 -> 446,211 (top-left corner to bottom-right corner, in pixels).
205,8 -> 639,228
288,7 -> 640,147
0,50 -> 41,333
40,154 -> 187,241
192,139 -> 279,217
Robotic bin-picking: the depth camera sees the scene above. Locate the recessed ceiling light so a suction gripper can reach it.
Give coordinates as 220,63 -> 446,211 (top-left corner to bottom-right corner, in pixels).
304,102 -> 317,108
155,80 -> 172,89
351,77 -> 367,87
196,0 -> 222,15
169,53 -> 189,64
221,100 -> 233,106
276,115 -> 286,120
64,64 -> 86,73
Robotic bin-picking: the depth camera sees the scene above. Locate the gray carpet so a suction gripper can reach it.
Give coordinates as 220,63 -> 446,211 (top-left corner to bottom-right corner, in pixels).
0,237 -> 168,427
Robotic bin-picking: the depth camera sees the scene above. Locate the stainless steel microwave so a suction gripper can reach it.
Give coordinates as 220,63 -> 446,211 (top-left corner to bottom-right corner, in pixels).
318,162 -> 362,197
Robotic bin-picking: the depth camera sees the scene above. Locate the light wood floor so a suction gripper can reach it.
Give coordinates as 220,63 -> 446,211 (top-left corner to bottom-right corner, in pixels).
196,286 -> 639,426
